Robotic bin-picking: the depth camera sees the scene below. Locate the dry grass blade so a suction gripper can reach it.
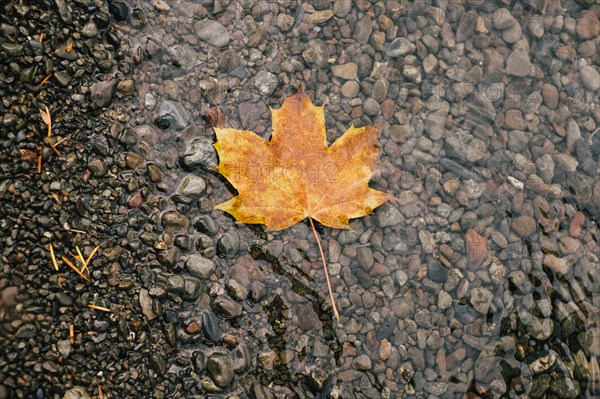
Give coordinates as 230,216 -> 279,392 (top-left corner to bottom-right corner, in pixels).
69,228 -> 86,234
48,243 -> 59,271
87,304 -> 110,312
61,256 -> 90,282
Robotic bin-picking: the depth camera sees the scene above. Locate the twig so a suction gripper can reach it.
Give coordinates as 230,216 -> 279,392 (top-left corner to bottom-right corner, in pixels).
308,217 -> 339,322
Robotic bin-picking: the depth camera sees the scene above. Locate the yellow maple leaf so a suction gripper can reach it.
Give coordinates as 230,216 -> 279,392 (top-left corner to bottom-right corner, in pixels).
213,89 -> 392,321
214,90 -> 392,231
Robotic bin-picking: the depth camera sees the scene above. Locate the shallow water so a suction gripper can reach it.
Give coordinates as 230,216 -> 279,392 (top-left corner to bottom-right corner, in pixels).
117,1 -> 599,398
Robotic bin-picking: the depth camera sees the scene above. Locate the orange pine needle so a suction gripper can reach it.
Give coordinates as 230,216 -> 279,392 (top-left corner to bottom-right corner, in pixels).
309,217 -> 339,322
66,38 -> 73,52
37,154 -> 42,174
48,243 -> 59,271
48,141 -> 61,157
38,74 -> 52,87
51,192 -> 60,203
61,256 -> 90,282
85,245 -> 100,269
69,324 -> 74,345
39,32 -> 44,43
98,385 -> 103,399
54,136 -> 68,147
87,304 -> 110,312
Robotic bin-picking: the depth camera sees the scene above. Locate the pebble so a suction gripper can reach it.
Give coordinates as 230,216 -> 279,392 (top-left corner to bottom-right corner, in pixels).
465,229 -> 487,265
331,63 -> 358,80
506,49 -> 531,77
576,10 -> 600,39
194,19 -> 230,47
157,100 -> 191,130
186,254 -> 216,278
385,37 -> 414,58
541,83 -> 559,109
352,354 -> 372,371
182,137 -> 218,170
254,71 -> 278,95
579,66 -> 600,91
207,353 -> 235,387
354,15 -> 372,44
89,80 -> 117,109
470,287 -> 493,314
177,175 -> 206,197
341,81 -> 360,98
543,254 -> 569,274
63,387 -> 91,399
512,215 -> 536,237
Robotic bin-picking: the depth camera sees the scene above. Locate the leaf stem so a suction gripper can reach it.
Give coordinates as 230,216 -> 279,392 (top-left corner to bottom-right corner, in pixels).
308,217 -> 340,322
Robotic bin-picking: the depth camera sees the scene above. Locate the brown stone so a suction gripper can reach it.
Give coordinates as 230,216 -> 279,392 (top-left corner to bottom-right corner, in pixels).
577,10 -> 600,40
465,229 -> 487,265
569,211 -> 585,237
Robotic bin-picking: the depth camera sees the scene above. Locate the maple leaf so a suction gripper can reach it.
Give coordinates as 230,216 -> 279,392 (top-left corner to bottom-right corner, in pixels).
213,90 -> 392,231
213,89 -> 392,321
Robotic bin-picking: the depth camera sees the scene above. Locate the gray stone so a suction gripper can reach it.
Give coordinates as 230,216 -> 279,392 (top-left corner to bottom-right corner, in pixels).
15,323 -> 37,339
157,100 -> 191,130
385,37 -> 415,57
506,49 -> 531,77
217,231 -> 240,258
182,137 -> 218,170
194,19 -> 230,47
362,98 -> 380,116
178,175 -> 206,197
374,203 -> 404,228
167,44 -> 199,71
493,8 -> 516,30
81,22 -> 98,38
470,287 -> 493,314
333,0 -> 351,17
166,275 -> 185,293
528,317 -> 554,340
87,158 -> 107,177
502,22 -> 522,43
186,254 -> 216,278
54,0 -> 72,25
535,154 -> 555,183
214,297 -> 242,319
354,15 -> 372,44
512,215 -> 536,237
456,11 -> 476,42
438,290 -> 453,309
254,70 -> 278,95
580,65 -> 600,91
89,80 -> 117,109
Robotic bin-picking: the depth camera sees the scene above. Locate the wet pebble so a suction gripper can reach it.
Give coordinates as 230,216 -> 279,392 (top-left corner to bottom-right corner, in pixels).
194,19 -> 230,47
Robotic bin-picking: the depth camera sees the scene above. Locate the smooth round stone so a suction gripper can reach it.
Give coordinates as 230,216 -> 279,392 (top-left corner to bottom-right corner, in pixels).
194,19 -> 230,47
362,98 -> 380,116
341,80 -> 360,98
580,65 -> 600,91
178,175 -> 206,197
186,254 -> 216,278
352,354 -> 372,371
161,210 -> 189,231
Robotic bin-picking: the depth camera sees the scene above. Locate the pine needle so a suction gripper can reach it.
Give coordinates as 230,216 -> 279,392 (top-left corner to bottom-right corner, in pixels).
69,323 -> 74,344
309,217 -> 339,322
69,228 -> 86,234
39,32 -> 44,44
37,154 -> 42,174
75,246 -> 87,273
48,243 -> 59,271
87,304 -> 110,312
61,256 -> 90,282
38,74 -> 52,88
84,245 -> 100,269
